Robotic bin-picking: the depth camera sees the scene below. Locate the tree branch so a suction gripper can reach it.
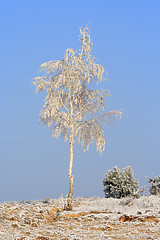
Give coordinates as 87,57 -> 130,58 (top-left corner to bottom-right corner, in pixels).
58,90 -> 70,116
77,111 -> 122,132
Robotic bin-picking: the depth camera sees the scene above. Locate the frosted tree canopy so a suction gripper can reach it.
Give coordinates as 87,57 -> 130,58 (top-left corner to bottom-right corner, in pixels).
33,27 -> 122,154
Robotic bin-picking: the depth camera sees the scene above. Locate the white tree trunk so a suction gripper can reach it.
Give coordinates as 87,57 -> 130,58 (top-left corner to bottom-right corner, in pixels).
68,139 -> 74,199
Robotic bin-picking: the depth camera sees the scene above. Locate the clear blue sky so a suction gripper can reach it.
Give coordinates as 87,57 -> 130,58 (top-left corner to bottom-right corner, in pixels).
1,0 -> 160,202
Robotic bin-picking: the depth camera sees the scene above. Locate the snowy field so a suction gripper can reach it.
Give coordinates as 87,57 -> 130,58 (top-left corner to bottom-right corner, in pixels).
0,195 -> 160,239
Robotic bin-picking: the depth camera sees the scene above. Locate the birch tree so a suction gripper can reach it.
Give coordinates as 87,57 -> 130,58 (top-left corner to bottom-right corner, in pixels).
33,27 -> 122,209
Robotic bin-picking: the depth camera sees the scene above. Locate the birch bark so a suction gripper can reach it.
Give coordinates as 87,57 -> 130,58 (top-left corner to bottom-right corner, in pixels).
68,76 -> 74,200
68,139 -> 74,199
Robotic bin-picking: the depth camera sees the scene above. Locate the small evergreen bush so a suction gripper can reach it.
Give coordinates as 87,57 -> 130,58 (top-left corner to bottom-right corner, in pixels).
149,176 -> 160,195
103,166 -> 139,198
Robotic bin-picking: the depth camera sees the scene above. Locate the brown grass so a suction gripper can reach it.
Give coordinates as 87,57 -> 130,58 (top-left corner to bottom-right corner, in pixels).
0,198 -> 160,239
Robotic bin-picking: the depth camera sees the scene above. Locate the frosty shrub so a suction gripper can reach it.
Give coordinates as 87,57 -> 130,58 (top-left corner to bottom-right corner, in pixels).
149,176 -> 160,195
103,166 -> 139,198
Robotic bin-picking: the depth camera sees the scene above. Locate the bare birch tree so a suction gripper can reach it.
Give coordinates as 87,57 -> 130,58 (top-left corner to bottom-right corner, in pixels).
33,27 -> 122,209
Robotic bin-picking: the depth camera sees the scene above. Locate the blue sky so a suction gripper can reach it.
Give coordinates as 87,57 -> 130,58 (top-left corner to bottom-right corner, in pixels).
1,0 -> 160,202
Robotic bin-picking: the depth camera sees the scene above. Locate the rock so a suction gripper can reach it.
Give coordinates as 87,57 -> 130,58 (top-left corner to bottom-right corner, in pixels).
137,211 -> 142,215
119,198 -> 133,206
119,214 -> 135,222
43,198 -> 50,204
119,214 -> 130,222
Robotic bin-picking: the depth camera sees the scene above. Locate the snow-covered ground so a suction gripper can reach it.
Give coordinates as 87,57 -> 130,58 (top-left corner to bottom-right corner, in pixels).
0,195 -> 160,239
